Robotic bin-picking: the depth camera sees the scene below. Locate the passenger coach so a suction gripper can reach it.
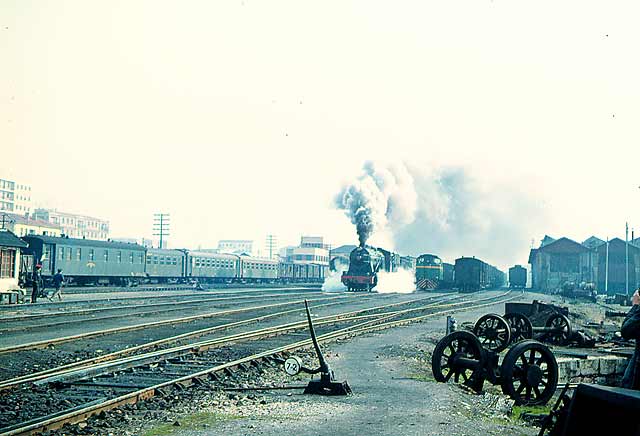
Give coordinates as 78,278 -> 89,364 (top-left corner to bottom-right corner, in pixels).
22,235 -> 146,286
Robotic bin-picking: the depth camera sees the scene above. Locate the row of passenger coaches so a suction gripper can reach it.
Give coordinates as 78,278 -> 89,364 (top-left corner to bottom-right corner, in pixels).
20,235 -> 326,286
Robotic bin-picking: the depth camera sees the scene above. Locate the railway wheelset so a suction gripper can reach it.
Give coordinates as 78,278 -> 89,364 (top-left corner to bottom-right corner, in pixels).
432,328 -> 560,405
473,311 -> 573,352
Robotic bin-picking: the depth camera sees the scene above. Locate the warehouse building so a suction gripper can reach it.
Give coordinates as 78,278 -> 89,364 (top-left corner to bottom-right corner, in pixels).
593,238 -> 640,294
528,237 -> 592,292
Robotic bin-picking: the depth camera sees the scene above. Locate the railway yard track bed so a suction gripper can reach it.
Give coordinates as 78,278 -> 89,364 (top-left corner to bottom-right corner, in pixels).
0,291 -> 518,435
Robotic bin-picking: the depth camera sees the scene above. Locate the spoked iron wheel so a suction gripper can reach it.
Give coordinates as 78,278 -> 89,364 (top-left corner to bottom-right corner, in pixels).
543,313 -> 573,345
500,340 -> 558,405
473,314 -> 511,352
503,312 -> 533,344
432,331 -> 485,385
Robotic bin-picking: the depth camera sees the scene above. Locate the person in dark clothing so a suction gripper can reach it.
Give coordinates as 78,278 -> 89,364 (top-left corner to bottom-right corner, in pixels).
50,269 -> 65,301
30,264 -> 42,304
621,289 -> 640,390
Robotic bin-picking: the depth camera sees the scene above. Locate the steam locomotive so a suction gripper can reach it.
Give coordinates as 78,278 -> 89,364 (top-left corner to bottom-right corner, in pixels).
341,245 -> 383,291
339,245 -> 415,291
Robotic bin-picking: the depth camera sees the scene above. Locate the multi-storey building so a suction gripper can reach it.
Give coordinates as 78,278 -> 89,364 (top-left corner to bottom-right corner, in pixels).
218,240 -> 253,255
33,209 -> 109,240
1,213 -> 61,237
284,236 -> 330,266
0,178 -> 32,215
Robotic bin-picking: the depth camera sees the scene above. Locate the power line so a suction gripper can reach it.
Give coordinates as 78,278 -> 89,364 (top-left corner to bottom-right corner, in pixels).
153,213 -> 170,249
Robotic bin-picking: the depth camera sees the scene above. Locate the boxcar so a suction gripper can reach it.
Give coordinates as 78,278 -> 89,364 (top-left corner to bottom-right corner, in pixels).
508,265 -> 527,289
442,262 -> 455,289
454,257 -> 486,292
22,235 -> 146,286
145,248 -> 187,282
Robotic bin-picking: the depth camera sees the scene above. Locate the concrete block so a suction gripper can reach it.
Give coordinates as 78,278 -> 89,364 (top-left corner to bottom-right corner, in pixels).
557,358 -> 579,382
599,356 -> 621,376
579,357 -> 599,376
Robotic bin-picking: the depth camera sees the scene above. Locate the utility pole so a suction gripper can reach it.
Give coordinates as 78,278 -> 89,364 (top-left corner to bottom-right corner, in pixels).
626,222 -> 630,297
153,213 -> 170,249
0,213 -> 14,231
605,237 -> 610,295
265,234 -> 277,260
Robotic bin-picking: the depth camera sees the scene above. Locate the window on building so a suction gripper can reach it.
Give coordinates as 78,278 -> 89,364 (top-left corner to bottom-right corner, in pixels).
0,249 -> 16,278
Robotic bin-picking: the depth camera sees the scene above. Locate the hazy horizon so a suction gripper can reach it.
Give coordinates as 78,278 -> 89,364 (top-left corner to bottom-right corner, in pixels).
3,1 -> 640,270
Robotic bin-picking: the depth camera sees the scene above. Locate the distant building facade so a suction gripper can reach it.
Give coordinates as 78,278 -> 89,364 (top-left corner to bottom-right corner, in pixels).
0,178 -> 32,215
528,237 -> 592,292
33,209 -> 109,240
218,240 -> 253,255
2,213 -> 61,237
283,236 -> 329,266
529,235 -> 640,294
593,238 -> 640,294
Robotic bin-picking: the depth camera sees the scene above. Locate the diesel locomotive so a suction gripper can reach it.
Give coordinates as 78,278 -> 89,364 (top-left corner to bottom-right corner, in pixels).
415,254 -> 444,290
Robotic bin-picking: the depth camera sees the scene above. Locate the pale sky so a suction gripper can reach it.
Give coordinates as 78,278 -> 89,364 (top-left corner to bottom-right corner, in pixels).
2,1 -> 639,268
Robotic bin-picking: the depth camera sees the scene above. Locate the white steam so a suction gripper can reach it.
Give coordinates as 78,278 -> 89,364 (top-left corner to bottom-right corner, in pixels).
375,269 -> 416,294
335,161 -> 548,268
322,259 -> 347,292
335,161 -> 418,247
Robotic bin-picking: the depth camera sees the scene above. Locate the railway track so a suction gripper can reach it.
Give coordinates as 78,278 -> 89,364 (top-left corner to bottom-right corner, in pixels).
0,290 -> 331,333
0,291 -> 518,436
0,286 -> 322,314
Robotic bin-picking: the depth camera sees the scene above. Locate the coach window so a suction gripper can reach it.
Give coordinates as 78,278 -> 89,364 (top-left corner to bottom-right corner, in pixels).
139,253 -> 144,264
104,250 -> 109,262
76,248 -> 82,261
59,249 -> 64,260
117,251 -> 122,263
130,252 -> 134,263
89,249 -> 94,261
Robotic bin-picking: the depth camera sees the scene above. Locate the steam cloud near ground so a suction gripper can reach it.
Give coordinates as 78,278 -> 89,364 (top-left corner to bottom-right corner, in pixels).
335,161 -> 547,269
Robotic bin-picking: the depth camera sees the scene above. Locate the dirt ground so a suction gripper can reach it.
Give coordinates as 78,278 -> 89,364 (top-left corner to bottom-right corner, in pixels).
142,299 -> 543,436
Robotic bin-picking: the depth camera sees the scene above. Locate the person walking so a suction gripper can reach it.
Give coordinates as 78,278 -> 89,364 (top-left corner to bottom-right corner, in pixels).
621,288 -> 640,390
49,269 -> 65,301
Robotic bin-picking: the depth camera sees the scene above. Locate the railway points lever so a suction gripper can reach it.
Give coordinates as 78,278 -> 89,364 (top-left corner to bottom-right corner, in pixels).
282,300 -> 352,395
